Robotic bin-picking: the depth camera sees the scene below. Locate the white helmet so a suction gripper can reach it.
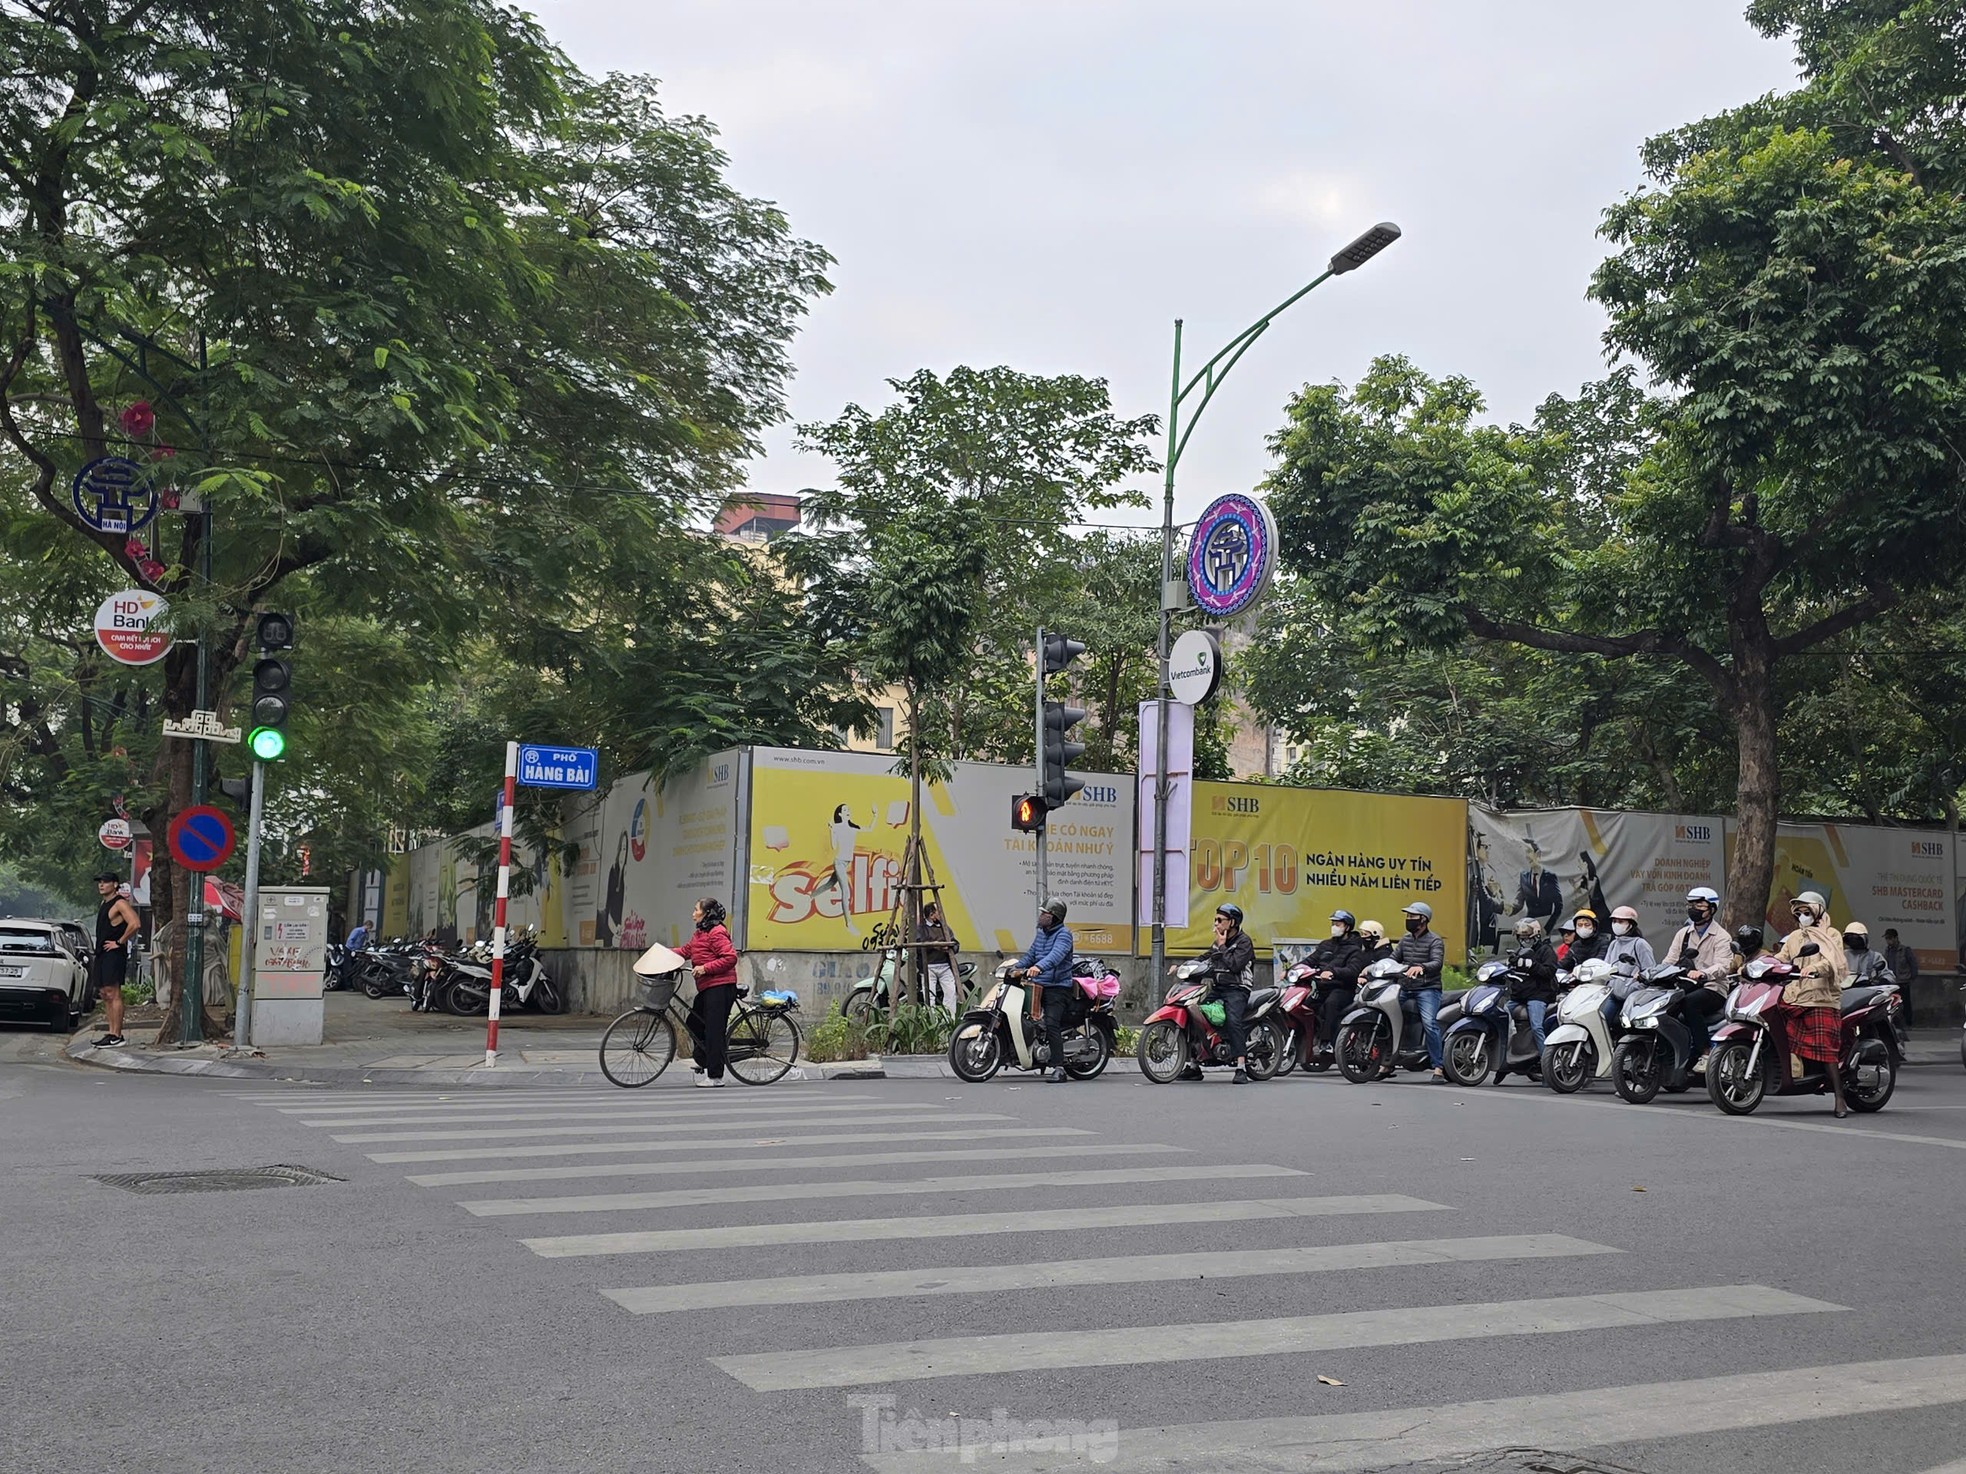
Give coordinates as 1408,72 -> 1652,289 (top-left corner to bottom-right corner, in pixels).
1793,890 -> 1827,914
1686,886 -> 1719,906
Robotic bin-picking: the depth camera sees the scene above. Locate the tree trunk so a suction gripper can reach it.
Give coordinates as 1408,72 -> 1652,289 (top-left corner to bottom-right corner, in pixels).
1722,660 -> 1781,934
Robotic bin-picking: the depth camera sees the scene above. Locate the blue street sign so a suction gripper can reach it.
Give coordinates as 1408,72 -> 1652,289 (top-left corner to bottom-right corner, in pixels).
72,456 -> 159,535
517,744 -> 598,791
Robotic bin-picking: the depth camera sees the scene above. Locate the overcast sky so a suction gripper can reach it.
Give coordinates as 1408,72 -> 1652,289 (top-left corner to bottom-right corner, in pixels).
536,1 -> 1799,528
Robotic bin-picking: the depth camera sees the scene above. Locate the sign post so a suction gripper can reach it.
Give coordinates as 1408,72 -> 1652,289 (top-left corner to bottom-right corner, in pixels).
484,742 -> 518,1068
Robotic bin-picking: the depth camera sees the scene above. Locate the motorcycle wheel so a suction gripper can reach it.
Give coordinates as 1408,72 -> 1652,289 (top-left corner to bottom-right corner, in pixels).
1706,1040 -> 1767,1115
1611,1037 -> 1662,1105
1443,1031 -> 1490,1087
1845,1051 -> 1896,1113
443,979 -> 486,1016
363,978 -> 389,1000
948,1022 -> 1003,1082
1244,1018 -> 1286,1081
1273,1024 -> 1300,1077
1336,1020 -> 1385,1084
1065,1026 -> 1111,1080
1136,1020 -> 1188,1084
842,989 -> 873,1027
1541,1038 -> 1594,1094
535,976 -> 566,1015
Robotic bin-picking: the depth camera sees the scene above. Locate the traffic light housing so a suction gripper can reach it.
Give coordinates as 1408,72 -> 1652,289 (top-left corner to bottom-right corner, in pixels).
1011,794 -> 1047,833
1040,700 -> 1086,807
248,611 -> 293,761
1041,632 -> 1086,675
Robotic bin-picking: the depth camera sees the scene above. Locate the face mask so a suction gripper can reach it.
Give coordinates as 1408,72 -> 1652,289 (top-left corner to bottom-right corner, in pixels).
1794,910 -> 1815,926
1330,924 -> 1347,938
1575,924 -> 1595,939
1843,934 -> 1866,952
1405,918 -> 1425,935
1612,921 -> 1632,937
1687,906 -> 1709,923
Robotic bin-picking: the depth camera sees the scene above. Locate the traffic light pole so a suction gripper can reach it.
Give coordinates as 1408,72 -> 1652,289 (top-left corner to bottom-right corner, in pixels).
180,496 -> 213,1043
1033,627 -> 1048,910
235,757 -> 267,1049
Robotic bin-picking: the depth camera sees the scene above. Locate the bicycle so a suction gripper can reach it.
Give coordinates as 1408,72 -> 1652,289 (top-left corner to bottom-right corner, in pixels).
599,968 -> 802,1088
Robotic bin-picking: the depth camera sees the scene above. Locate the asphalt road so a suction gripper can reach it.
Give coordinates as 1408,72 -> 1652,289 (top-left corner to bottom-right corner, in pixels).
5,1024 -> 1965,1474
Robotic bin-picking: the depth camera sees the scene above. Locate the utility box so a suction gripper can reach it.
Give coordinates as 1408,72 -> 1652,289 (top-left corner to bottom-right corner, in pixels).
252,886 -> 330,1045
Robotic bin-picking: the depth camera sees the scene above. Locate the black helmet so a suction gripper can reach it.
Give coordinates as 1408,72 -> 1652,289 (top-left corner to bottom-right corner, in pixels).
1734,923 -> 1763,955
1329,909 -> 1356,927
1215,902 -> 1244,927
1040,898 -> 1067,923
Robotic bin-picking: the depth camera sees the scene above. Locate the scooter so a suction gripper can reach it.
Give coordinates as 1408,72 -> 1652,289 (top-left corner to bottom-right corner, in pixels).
1273,962 -> 1323,1076
442,937 -> 564,1015
1135,957 -> 1286,1083
948,960 -> 1116,1082
845,948 -> 980,1022
1610,963 -> 1707,1104
1706,955 -> 1897,1115
1442,961 -> 1544,1086
1334,958 -> 1447,1083
1541,958 -> 1622,1093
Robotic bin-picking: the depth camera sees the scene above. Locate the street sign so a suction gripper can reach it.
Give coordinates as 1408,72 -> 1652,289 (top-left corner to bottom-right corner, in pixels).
71,455 -> 159,534
168,805 -> 236,873
93,590 -> 173,665
98,818 -> 133,851
162,710 -> 243,744
1185,493 -> 1279,619
1168,629 -> 1223,706
517,744 -> 598,790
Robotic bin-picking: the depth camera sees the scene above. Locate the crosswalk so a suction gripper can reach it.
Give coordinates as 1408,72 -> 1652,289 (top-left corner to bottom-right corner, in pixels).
227,1080 -> 1966,1471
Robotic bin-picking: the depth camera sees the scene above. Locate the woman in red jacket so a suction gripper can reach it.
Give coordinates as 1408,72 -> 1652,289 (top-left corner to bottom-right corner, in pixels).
676,896 -> 739,1087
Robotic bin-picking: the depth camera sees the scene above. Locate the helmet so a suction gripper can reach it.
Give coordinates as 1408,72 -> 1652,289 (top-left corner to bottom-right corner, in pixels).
1842,920 -> 1868,937
1734,924 -> 1764,953
1041,898 -> 1067,922
1610,906 -> 1639,923
1358,920 -> 1386,941
1793,890 -> 1827,914
1402,901 -> 1433,920
1558,920 -> 1577,935
1214,902 -> 1243,926
1572,909 -> 1597,926
1329,909 -> 1356,927
1686,887 -> 1720,906
1513,918 -> 1543,940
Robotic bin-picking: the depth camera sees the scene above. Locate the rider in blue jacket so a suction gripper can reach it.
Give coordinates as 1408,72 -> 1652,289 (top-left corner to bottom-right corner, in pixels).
1010,898 -> 1076,1083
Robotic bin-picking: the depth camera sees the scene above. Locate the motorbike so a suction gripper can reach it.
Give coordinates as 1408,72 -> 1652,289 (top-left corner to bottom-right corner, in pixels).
1609,963 -> 1709,1104
1333,958 -> 1465,1084
1442,960 -> 1544,1086
1136,957 -> 1287,1083
1706,955 -> 1897,1115
948,959 -> 1117,1081
845,947 -> 980,1022
441,937 -> 563,1015
1272,962 -> 1321,1076
1540,958 -> 1624,1093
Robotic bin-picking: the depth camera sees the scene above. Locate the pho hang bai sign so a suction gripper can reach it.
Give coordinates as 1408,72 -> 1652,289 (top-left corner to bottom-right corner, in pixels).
1185,493 -> 1279,619
93,590 -> 173,666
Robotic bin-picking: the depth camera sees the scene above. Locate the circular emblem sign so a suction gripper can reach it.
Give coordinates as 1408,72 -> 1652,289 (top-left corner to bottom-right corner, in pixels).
72,455 -> 158,535
93,589 -> 173,666
98,818 -> 133,851
1168,629 -> 1223,706
1185,494 -> 1279,619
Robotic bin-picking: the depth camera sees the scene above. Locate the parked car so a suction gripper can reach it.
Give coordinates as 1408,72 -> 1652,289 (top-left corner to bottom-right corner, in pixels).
0,919 -> 91,1029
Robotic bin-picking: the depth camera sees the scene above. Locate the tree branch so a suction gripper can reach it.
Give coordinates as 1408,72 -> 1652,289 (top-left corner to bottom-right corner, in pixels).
1461,603 -> 1736,701
1773,584 -> 1901,657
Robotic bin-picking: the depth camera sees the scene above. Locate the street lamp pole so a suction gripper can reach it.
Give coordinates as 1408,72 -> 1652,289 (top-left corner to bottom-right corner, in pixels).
1148,223 -> 1401,989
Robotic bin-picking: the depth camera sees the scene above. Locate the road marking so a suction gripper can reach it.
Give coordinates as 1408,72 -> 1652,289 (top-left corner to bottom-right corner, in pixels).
407,1142 -> 1186,1187
603,1232 -> 1618,1314
716,1283 -> 1839,1391
295,1101 -> 913,1128
463,1163 -> 1305,1217
856,1352 -> 1966,1473
331,1104 -> 957,1143
279,1093 -> 883,1117
522,1195 -> 1448,1257
362,1117 -> 1038,1163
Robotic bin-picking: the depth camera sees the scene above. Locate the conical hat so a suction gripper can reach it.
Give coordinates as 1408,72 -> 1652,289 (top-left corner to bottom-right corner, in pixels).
632,942 -> 688,977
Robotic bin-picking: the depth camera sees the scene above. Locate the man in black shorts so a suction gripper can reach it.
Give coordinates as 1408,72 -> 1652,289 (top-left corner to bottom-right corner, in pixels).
92,871 -> 140,1046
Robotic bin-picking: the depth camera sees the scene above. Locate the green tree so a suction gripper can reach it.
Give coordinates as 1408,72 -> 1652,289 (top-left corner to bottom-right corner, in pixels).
1266,0 -> 1966,924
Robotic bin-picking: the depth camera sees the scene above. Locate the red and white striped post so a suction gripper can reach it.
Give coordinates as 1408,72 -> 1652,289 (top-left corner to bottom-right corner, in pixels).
485,740 -> 518,1068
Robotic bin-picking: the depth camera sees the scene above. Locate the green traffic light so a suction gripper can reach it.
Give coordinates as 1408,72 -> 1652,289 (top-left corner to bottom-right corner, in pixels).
248,726 -> 287,761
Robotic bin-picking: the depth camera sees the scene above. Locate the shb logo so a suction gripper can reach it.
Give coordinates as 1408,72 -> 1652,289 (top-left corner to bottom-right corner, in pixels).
1675,824 -> 1713,842
1910,839 -> 1944,858
1211,795 -> 1260,815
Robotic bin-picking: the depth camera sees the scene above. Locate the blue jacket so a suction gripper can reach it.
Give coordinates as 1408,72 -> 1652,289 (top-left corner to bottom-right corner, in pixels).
1017,924 -> 1076,989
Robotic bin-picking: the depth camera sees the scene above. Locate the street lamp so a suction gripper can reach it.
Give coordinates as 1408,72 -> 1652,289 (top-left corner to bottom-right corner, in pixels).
1147,222 -> 1401,988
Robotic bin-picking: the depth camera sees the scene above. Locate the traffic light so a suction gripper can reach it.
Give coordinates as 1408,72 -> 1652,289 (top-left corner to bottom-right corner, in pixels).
1040,700 -> 1086,807
248,611 -> 293,761
1011,794 -> 1047,833
1041,632 -> 1086,675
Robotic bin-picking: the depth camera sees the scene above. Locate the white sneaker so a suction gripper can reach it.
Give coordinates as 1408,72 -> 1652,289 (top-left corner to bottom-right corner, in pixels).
694,1073 -> 724,1088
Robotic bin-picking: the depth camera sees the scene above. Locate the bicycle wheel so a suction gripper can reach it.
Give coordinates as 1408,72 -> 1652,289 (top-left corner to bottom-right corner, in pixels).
727,1005 -> 800,1085
599,1008 -> 676,1088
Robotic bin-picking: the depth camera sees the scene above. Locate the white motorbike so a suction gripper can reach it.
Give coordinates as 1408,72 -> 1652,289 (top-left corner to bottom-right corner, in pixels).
1336,957 -> 1445,1083
1541,958 -> 1620,1093
948,960 -> 1116,1082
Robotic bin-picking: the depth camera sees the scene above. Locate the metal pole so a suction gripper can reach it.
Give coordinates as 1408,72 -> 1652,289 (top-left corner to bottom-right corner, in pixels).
180,500 -> 212,1042
484,740 -> 517,1068
1034,625 -> 1047,911
236,758 -> 266,1048
1150,321 -> 1183,991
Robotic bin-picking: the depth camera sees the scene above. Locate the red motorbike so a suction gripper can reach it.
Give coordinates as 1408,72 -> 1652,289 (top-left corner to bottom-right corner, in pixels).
1272,962 -> 1328,1076
1706,955 -> 1898,1115
1135,957 -> 1287,1083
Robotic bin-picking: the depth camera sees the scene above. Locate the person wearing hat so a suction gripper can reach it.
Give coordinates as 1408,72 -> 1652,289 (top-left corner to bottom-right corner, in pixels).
1603,905 -> 1656,978
89,871 -> 140,1047
1841,921 -> 1893,988
1177,902 -> 1256,1082
1664,887 -> 1733,1060
1393,901 -> 1446,1079
1777,891 -> 1850,1115
1357,920 -> 1392,967
1554,919 -> 1578,965
1303,909 -> 1368,1067
1565,909 -> 1608,967
1009,899 -> 1076,1082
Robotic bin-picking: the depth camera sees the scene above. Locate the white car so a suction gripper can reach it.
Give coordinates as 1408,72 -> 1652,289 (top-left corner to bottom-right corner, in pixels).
0,919 -> 91,1029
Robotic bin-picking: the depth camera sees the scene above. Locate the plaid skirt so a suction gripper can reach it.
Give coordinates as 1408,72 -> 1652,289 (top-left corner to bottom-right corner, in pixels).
1779,1002 -> 1844,1064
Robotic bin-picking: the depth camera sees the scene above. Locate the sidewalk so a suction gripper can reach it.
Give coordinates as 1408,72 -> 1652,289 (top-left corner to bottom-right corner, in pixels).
62,991 -> 896,1087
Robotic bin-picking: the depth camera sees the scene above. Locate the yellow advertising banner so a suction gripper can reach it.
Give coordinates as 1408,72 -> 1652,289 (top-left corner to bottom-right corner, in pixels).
1157,782 -> 1468,957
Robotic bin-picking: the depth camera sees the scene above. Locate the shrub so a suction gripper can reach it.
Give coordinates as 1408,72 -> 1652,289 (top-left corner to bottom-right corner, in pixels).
1115,1024 -> 1139,1056
804,1004 -> 870,1063
865,1002 -> 955,1056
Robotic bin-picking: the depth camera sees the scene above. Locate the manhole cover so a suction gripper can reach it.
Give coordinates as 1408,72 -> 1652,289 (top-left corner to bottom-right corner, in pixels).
92,1164 -> 344,1195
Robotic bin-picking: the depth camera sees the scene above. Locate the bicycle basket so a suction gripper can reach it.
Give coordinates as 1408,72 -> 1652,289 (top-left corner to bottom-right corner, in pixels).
638,973 -> 681,1012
